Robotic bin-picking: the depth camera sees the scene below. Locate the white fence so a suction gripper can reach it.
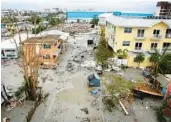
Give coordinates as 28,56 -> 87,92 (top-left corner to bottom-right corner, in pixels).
109,58 -> 128,66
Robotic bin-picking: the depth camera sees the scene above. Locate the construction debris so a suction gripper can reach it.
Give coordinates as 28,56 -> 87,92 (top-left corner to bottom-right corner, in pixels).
80,107 -> 89,114
58,23 -> 93,34
81,117 -> 90,122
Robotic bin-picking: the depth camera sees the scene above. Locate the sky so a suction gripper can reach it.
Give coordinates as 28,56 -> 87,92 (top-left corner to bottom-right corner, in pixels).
1,0 -> 171,12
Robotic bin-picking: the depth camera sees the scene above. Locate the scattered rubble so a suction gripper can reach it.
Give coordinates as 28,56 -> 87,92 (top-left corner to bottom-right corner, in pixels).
80,107 -> 89,114
58,23 -> 93,34
81,117 -> 90,122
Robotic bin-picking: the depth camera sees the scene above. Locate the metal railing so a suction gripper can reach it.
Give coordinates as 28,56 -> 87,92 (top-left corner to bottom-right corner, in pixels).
135,47 -> 142,50
135,34 -> 146,39
152,34 -> 162,39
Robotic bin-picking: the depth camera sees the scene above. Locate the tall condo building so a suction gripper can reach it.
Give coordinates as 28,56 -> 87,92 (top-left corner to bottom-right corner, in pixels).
155,1 -> 171,18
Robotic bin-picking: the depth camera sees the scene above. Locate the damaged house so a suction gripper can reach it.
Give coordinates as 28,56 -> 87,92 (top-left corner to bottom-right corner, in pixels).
21,33 -> 68,68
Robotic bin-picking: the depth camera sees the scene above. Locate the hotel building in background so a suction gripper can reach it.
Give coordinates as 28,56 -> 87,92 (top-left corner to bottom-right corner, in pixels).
155,1 -> 171,18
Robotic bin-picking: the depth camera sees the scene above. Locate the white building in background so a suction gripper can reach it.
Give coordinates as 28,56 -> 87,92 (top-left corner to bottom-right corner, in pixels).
1,9 -> 14,17
44,8 -> 51,13
1,33 -> 34,59
98,13 -> 113,35
98,13 -> 113,25
52,8 -> 59,13
155,1 -> 171,18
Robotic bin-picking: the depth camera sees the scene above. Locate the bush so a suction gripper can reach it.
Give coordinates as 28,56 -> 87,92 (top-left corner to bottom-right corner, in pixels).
155,100 -> 168,122
15,86 -> 26,97
102,96 -> 118,112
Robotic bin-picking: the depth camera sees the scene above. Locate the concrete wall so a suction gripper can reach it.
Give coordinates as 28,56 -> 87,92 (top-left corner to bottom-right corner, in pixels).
155,6 -> 161,16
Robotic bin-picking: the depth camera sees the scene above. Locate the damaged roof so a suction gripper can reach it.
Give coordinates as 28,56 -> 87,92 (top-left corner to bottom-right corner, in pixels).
22,35 -> 61,44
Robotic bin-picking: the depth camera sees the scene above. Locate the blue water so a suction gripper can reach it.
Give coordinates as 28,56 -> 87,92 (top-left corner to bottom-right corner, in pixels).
67,11 -> 153,19
67,12 -> 106,19
114,12 -> 153,17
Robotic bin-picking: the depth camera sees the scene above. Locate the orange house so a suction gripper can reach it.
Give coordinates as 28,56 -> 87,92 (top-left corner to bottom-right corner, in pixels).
22,35 -> 63,67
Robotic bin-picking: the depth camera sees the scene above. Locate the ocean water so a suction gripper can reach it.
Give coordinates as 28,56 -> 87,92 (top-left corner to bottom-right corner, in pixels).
67,11 -> 153,19
67,12 -> 106,19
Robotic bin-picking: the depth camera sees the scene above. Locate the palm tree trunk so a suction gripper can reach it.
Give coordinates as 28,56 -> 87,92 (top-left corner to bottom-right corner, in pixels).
138,62 -> 140,68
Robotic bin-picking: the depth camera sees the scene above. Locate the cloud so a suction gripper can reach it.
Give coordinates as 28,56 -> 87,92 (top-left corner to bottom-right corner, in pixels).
2,0 -> 171,12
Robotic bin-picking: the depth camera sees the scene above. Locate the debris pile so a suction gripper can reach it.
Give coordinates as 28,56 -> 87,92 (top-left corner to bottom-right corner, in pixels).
66,62 -> 74,71
80,107 -> 89,114
58,23 -> 93,34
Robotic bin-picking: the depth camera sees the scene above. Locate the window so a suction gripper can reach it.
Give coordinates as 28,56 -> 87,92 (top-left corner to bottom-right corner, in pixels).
5,50 -> 15,52
137,29 -> 145,37
153,29 -> 160,36
53,55 -> 56,59
135,42 -> 142,50
6,55 -> 15,57
163,43 -> 171,48
43,54 -> 50,59
166,29 -> 171,38
124,28 -> 132,33
44,44 -> 51,49
151,43 -> 158,50
122,41 -> 130,46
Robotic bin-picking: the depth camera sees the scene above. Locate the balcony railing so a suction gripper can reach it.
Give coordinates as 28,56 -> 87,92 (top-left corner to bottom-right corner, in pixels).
151,35 -> 162,40
135,47 -> 142,50
165,34 -> 171,38
135,34 -> 146,40
162,47 -> 171,52
133,47 -> 144,52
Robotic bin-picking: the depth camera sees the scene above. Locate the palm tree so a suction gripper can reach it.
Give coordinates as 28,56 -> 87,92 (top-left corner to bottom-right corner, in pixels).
149,48 -> 171,89
150,48 -> 171,76
134,52 -> 145,67
91,16 -> 99,26
116,49 -> 128,59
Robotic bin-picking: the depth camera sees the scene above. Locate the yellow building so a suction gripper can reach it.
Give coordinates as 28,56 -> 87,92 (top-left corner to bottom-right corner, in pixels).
102,15 -> 171,67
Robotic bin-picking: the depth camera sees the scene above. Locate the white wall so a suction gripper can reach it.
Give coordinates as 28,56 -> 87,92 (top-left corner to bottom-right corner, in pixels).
1,48 -> 18,59
155,6 -> 161,16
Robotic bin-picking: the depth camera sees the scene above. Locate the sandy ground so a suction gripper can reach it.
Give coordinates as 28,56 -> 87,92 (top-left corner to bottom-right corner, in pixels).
31,33 -> 102,122
1,59 -> 23,92
1,31 -> 161,122
1,101 -> 34,122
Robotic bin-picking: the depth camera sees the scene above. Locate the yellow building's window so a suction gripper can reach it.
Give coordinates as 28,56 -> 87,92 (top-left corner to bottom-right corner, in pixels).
124,28 -> 132,33
122,41 -> 130,46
